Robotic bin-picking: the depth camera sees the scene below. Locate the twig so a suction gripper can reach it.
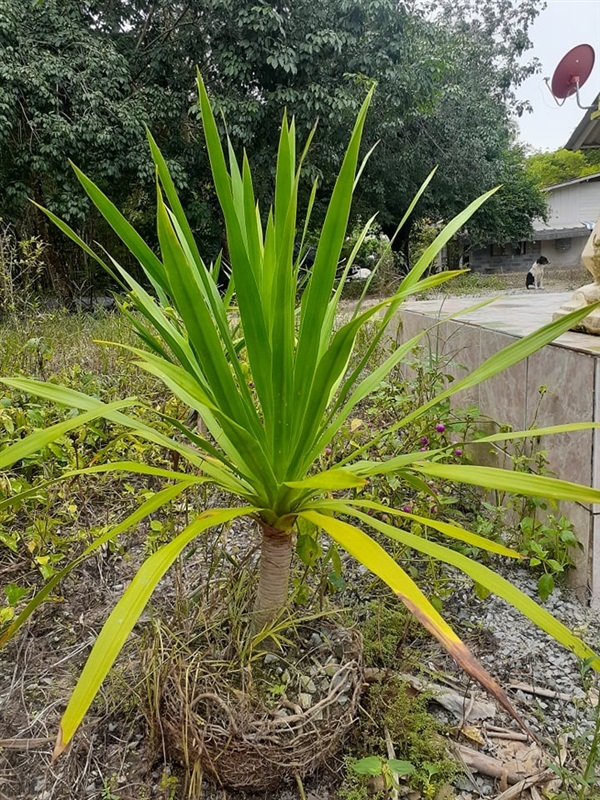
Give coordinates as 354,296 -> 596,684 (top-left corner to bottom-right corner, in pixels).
384,725 -> 399,800
295,771 -> 307,800
487,730 -> 529,741
508,682 -> 575,703
0,736 -> 53,750
492,769 -> 555,799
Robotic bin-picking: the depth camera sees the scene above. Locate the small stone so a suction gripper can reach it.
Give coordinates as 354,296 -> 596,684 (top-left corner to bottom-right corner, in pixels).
299,692 -> 313,710
300,675 -> 317,693
308,632 -> 323,649
337,693 -> 349,705
331,672 -> 349,691
263,653 -> 279,665
324,661 -> 340,677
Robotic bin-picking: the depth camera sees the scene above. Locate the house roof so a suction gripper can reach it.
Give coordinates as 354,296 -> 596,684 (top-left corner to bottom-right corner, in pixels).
565,93 -> 600,151
543,171 -> 600,191
531,225 -> 591,241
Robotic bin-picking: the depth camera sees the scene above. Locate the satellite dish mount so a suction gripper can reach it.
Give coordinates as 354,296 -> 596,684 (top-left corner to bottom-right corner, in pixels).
545,44 -> 596,110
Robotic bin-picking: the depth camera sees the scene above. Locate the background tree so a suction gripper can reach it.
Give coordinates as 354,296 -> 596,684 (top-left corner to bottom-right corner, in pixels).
0,0 -> 153,299
0,0 -> 548,294
526,148 -> 600,188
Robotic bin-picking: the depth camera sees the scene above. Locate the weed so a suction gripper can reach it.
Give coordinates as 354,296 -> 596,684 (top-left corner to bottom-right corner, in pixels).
341,674 -> 457,799
550,658 -> 600,799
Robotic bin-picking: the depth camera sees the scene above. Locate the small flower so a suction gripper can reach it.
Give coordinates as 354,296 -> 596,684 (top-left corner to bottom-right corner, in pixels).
454,448 -> 463,457
402,505 -> 412,513
324,446 -> 332,456
419,447 -> 427,451
435,423 -> 446,433
367,508 -> 374,516
430,505 -> 437,514
420,436 -> 429,446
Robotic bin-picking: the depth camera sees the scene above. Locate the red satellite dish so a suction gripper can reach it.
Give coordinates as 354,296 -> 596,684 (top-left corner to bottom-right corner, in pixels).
550,44 -> 595,100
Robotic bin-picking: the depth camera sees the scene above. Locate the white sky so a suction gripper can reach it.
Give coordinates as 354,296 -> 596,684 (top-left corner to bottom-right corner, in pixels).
514,0 -> 600,152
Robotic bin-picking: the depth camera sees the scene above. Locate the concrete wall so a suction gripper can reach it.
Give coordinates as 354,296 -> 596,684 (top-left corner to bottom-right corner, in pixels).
470,243 -> 541,273
540,234 -> 588,269
397,309 -> 600,604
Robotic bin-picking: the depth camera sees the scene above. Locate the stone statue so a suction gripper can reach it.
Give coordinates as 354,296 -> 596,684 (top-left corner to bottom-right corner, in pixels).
553,216 -> 600,334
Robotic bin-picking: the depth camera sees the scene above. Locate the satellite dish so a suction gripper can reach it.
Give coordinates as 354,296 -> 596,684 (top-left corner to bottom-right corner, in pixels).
546,44 -> 596,108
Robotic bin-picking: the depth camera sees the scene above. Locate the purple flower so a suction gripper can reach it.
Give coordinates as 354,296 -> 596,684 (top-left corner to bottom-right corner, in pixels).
367,508 -> 374,516
430,505 -> 437,514
435,423 -> 446,433
420,436 -> 429,446
402,505 -> 412,513
324,446 -> 332,456
420,447 -> 427,452
454,448 -> 463,457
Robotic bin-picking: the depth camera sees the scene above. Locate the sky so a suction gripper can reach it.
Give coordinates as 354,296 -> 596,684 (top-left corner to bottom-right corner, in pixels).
514,0 -> 600,153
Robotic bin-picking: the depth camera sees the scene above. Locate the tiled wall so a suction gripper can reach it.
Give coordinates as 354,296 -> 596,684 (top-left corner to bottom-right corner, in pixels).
396,309 -> 599,604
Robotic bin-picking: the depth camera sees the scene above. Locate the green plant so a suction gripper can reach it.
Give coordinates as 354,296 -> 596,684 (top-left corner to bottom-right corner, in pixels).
550,657 -> 600,800
2,76 -> 600,766
351,755 -> 415,796
0,218 -> 45,322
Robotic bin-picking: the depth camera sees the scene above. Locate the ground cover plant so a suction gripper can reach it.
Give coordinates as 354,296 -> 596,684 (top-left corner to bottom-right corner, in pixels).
2,77 -> 600,791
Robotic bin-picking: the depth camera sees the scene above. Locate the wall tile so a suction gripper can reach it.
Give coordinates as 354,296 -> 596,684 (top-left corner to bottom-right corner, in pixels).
527,347 -> 594,492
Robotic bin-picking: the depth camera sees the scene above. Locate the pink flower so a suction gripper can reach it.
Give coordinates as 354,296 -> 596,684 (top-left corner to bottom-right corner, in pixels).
420,436 -> 429,446
435,423 -> 446,433
454,448 -> 463,457
324,446 -> 332,456
402,505 -> 412,513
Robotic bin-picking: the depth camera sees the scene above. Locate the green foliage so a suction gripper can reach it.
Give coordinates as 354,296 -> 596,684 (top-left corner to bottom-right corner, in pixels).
549,658 -> 600,800
1,0 -> 548,293
344,674 -> 457,799
0,219 -> 45,320
526,148 -> 600,188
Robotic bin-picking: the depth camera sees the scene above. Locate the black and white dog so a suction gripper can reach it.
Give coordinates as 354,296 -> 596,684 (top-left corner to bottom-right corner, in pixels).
526,256 -> 549,290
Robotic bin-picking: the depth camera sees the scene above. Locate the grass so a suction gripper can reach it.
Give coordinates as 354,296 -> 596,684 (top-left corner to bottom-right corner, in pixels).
417,266 -> 590,297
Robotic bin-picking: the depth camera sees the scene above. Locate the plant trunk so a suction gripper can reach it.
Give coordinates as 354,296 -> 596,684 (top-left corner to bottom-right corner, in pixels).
252,524 -> 293,633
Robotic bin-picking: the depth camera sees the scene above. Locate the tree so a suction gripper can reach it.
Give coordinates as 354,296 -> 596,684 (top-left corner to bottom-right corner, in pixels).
0,0 -> 151,299
526,149 -> 600,188
0,0 -> 549,290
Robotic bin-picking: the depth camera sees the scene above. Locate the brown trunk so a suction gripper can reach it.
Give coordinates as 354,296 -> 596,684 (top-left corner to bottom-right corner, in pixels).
252,524 -> 293,633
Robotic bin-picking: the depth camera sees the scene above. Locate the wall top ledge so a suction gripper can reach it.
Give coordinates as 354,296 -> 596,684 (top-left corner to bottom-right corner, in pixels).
400,292 -> 600,356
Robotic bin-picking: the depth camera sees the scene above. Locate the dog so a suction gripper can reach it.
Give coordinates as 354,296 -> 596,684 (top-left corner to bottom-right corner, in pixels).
526,256 -> 549,290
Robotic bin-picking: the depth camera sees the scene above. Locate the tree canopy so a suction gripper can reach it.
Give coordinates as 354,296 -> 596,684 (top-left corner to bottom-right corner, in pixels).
0,0 -> 548,294
526,148 -> 600,189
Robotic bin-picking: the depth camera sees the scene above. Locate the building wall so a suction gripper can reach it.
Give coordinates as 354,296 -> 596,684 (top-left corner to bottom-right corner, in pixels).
470,241 -> 541,273
540,235 -> 588,269
471,178 -> 599,274
534,180 -> 600,232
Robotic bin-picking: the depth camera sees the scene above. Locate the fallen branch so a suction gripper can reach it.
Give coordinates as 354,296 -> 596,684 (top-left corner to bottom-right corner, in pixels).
492,768 -> 556,799
509,682 -> 575,703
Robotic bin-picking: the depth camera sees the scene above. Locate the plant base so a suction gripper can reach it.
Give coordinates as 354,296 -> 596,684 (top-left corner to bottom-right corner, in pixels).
149,618 -> 363,792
